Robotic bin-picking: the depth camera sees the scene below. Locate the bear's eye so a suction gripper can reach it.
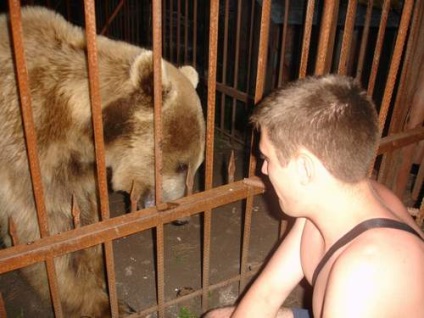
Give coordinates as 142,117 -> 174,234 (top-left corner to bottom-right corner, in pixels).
176,163 -> 188,173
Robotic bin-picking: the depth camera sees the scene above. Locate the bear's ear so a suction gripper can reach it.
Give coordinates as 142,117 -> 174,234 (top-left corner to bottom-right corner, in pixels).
179,66 -> 199,88
130,50 -> 172,95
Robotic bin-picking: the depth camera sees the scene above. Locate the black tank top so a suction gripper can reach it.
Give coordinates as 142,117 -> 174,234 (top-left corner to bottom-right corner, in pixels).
312,218 -> 424,286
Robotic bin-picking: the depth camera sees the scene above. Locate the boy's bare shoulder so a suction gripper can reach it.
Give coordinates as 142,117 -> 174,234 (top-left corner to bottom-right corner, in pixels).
322,228 -> 424,317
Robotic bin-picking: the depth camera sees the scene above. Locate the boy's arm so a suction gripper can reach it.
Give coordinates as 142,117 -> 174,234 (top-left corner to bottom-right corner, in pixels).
231,217 -> 306,318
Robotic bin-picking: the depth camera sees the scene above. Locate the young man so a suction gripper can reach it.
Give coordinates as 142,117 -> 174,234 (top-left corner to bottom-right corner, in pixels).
205,75 -> 424,318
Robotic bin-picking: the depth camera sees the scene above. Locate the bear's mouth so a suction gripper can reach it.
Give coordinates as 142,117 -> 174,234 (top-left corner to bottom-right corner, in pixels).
141,190 -> 155,209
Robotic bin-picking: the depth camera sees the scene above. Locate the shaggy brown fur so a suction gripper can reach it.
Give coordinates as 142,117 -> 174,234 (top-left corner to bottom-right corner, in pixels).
0,6 -> 205,317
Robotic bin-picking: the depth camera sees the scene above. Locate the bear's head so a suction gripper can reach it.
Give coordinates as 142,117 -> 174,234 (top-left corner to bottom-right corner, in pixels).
102,51 -> 205,208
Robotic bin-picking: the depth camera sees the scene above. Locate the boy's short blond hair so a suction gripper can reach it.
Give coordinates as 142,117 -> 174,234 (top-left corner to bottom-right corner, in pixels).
250,75 -> 379,183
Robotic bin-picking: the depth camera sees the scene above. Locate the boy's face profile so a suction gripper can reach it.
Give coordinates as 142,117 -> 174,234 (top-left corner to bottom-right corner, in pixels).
259,129 -> 302,216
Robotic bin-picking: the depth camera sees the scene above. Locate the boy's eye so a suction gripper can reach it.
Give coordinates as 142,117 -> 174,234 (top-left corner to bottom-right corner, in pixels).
259,153 -> 267,161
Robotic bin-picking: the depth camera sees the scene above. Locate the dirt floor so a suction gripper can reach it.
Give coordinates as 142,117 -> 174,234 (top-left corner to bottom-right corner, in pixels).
0,135 -> 309,318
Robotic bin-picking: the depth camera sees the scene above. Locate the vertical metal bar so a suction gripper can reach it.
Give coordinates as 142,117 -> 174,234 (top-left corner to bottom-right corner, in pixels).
388,0 -> 421,134
366,0 -> 390,96
376,0 -> 414,132
193,0 -> 198,67
7,1 -> 63,316
374,0 -> 414,183
163,0 -> 167,58
83,1 -> 120,317
241,0 -> 271,291
299,0 -> 315,78
230,0 -> 243,137
100,0 -> 125,36
315,0 -> 339,75
152,1 -> 166,317
377,0 -> 421,185
337,0 -> 357,75
253,0 -> 271,106
177,0 -> 181,65
355,0 -> 373,80
220,0 -> 230,134
184,0 -> 189,64
170,0 -> 174,62
202,0 -> 220,311
278,0 -> 290,86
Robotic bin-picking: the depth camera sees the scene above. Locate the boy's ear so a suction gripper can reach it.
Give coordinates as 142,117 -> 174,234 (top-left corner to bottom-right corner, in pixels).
296,152 -> 314,185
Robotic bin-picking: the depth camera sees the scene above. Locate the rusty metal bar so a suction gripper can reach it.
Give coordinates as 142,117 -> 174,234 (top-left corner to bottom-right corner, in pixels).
184,0 -> 189,64
338,0 -> 357,75
254,0 -> 271,104
193,0 -> 198,67
278,0 -> 290,86
231,0 -> 243,137
220,0 -> 230,133
131,261 -> 263,318
216,81 -> 249,103
388,0 -> 422,134
153,1 -> 164,206
100,0 -> 125,36
241,0 -> 271,292
151,1 -> 166,316
315,0 -> 339,75
163,0 -> 167,58
0,179 -> 264,274
366,0 -> 390,96
374,0 -> 418,184
377,0 -> 414,133
245,1 -> 256,97
377,126 -> 424,155
83,1 -> 120,316
177,0 -> 181,65
7,1 -> 63,316
299,0 -> 315,78
202,0 -> 220,310
355,0 -> 373,80
170,0 -> 174,62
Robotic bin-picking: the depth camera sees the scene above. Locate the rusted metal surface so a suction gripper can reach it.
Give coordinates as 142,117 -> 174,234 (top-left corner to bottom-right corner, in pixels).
0,179 -> 264,275
378,0 -> 424,196
151,1 -> 166,316
338,0 -> 357,75
355,0 -> 373,80
241,0 -> 271,292
299,0 -> 315,78
277,0 -> 290,86
219,0 -> 230,135
202,0 -> 220,310
315,0 -> 339,75
83,0 -> 120,315
100,0 -> 125,35
377,127 -> 424,155
7,1 -> 63,316
367,0 -> 391,96
374,0 -> 414,185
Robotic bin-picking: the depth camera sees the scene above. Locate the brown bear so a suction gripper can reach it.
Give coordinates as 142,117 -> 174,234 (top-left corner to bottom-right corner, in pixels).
0,6 -> 205,317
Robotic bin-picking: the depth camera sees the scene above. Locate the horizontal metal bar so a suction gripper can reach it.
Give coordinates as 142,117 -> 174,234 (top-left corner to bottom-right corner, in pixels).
378,126 -> 424,155
0,178 -> 265,274
130,262 -> 262,318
